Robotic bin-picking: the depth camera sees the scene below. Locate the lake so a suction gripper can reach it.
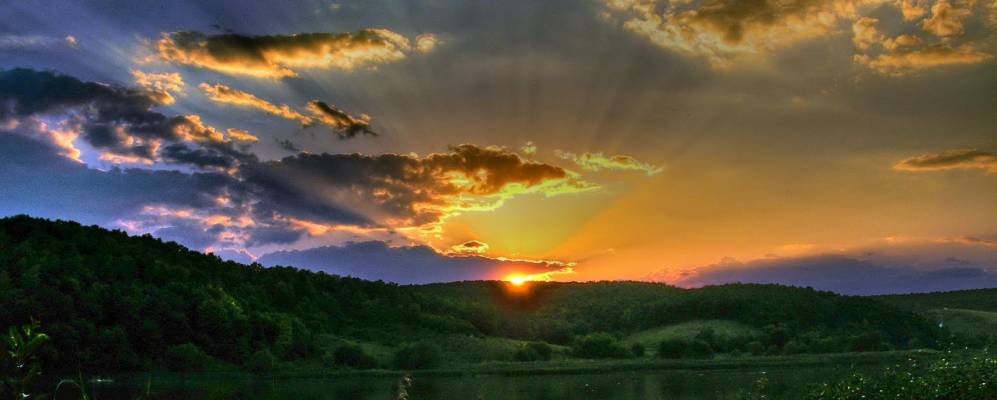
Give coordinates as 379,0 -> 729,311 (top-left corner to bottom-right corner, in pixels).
69,365 -> 872,399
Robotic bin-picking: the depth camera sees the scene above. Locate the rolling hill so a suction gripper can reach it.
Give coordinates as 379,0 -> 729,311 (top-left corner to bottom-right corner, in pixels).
0,215 -> 949,373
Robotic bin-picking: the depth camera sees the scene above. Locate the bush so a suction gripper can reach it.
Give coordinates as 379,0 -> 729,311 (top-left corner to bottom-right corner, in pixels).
657,339 -> 714,359
392,342 -> 441,370
631,343 -> 646,357
245,349 -> 276,374
571,333 -> 631,359
746,341 -> 765,356
164,343 -> 210,372
804,351 -> 997,400
332,344 -> 378,369
514,342 -> 553,362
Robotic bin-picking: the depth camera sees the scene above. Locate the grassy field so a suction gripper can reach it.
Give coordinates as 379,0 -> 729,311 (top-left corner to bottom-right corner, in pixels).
622,320 -> 762,353
925,308 -> 997,336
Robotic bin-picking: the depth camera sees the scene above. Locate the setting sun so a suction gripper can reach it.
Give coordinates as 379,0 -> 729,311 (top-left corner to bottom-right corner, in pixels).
508,275 -> 526,286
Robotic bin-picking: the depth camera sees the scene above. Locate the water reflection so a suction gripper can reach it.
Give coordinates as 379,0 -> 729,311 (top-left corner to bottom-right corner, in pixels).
78,366 -> 856,400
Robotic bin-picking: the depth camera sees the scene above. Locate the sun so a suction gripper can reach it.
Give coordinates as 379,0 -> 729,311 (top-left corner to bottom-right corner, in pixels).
509,276 -> 526,286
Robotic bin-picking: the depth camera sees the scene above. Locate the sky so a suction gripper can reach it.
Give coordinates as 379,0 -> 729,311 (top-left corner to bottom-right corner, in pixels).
1,0 -> 995,293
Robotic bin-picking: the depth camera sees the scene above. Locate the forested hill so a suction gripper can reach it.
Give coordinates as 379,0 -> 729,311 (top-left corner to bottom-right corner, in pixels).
876,289 -> 997,313
0,215 -> 944,373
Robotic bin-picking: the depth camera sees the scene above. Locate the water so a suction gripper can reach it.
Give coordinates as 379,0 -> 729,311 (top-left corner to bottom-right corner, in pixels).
68,366 -> 863,400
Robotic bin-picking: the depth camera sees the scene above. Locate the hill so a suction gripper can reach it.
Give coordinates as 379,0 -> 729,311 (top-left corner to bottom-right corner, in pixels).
0,215 -> 947,373
876,289 -> 997,313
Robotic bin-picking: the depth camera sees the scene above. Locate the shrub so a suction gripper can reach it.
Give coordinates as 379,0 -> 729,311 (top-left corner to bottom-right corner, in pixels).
657,339 -> 714,359
571,333 -> 631,359
332,344 -> 378,369
245,349 -> 276,374
392,342 -> 441,370
804,351 -> 997,400
164,343 -> 210,372
631,343 -> 646,357
514,342 -> 553,362
746,341 -> 765,356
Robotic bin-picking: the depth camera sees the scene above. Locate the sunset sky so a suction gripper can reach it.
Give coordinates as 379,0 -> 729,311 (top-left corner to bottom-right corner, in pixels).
1,0 -> 995,293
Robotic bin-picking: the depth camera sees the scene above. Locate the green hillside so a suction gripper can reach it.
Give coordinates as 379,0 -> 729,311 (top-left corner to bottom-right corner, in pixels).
877,289 -> 997,313
623,320 -> 762,354
0,215 -> 949,375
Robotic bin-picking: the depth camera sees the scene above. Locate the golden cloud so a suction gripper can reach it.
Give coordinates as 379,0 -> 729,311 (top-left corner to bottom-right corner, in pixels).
897,0 -> 929,20
604,0 -> 994,74
226,128 -> 259,143
852,17 -> 883,50
156,29 -> 430,78
604,0 -> 879,67
415,34 -> 440,53
199,83 -> 375,137
855,43 -> 991,75
131,70 -> 184,105
199,83 -> 312,125
893,149 -> 997,173
921,0 -> 972,37
555,150 -> 663,176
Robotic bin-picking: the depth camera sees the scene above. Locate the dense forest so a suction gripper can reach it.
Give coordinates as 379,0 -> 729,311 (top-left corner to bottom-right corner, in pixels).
0,215 -> 955,375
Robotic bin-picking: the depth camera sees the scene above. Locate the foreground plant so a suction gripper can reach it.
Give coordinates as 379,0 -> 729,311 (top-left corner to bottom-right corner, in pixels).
805,351 -> 996,400
1,322 -> 50,399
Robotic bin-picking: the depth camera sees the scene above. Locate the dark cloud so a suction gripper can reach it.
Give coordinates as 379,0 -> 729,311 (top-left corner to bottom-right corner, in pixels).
0,134 -> 242,224
894,149 -> 997,173
156,29 -> 422,78
668,254 -> 997,295
0,68 -> 256,169
241,144 -> 586,227
258,240 -> 558,284
276,139 -> 300,152
305,100 -> 375,138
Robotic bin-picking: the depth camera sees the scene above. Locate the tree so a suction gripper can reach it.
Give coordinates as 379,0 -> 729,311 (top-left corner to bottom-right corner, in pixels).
332,344 -> 378,369
392,342 -> 440,370
164,343 -> 211,372
658,339 -> 713,359
571,333 -> 630,359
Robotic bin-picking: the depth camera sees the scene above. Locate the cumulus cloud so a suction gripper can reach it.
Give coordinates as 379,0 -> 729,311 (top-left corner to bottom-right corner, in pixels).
155,29 -> 432,78
0,68 -> 256,170
847,0 -> 992,75
898,0 -> 929,20
852,17 -> 884,50
242,144 -> 597,230
921,0 -> 972,37
893,149 -> 997,173
555,150 -> 663,176
602,0 -> 994,74
603,0 -> 873,67
131,70 -> 184,105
